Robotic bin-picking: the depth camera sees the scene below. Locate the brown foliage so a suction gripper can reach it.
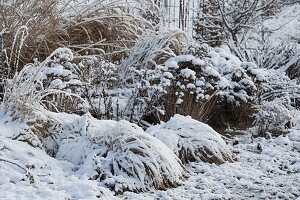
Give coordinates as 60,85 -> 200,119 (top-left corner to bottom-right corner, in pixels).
0,0 -> 154,77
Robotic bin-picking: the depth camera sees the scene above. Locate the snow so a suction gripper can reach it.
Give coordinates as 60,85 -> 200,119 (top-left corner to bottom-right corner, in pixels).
165,60 -> 179,69
123,128 -> 300,199
218,77 -> 231,89
180,68 -> 196,80
0,137 -> 118,200
50,79 -> 63,87
0,110 -> 300,199
203,66 -> 220,77
179,84 -> 186,90
186,83 -> 195,89
192,58 -> 205,66
176,98 -> 184,105
2,1 -> 300,199
147,115 -> 233,164
163,72 -> 173,79
195,80 -> 204,87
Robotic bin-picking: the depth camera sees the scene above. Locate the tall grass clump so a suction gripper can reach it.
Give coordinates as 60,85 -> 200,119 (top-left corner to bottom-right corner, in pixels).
3,48 -> 86,138
0,0 -> 157,81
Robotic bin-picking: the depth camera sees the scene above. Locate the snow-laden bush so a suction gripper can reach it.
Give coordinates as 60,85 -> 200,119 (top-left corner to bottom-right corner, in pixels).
246,67 -> 300,138
118,29 -> 187,85
76,58 -> 121,120
4,48 -> 85,115
43,113 -> 187,193
141,44 -> 264,130
87,43 -> 264,129
3,48 -> 87,138
80,29 -> 187,125
147,114 -> 234,164
77,56 -> 162,124
87,121 -> 187,193
259,68 -> 300,105
162,45 -> 263,104
253,98 -> 294,138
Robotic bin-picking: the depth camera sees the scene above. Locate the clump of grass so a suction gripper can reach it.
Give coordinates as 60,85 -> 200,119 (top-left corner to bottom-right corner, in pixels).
118,29 -> 188,86
148,114 -> 234,164
0,0 -> 156,78
3,48 -> 86,138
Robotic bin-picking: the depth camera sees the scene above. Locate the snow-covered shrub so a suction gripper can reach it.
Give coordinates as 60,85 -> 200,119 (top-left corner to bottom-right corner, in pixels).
253,68 -> 300,136
258,68 -> 300,108
162,50 -> 260,104
253,98 -> 294,138
45,114 -> 187,193
79,29 -> 187,125
147,114 -> 234,164
77,57 -> 160,125
95,43 -> 264,130
119,29 -> 187,85
78,58 -> 122,120
3,48 -> 87,138
146,45 -> 264,130
87,121 -> 187,193
246,66 -> 300,137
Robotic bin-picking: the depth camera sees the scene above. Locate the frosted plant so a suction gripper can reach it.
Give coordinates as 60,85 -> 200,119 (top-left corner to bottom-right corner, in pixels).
88,120 -> 187,193
253,98 -> 294,137
0,0 -> 158,70
80,29 -> 187,125
147,114 -> 234,164
47,114 -> 187,193
141,44 -> 264,129
3,48 -> 87,138
258,68 -> 300,105
118,29 -> 187,86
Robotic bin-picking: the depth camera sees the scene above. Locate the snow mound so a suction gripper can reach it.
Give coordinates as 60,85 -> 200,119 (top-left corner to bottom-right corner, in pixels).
147,114 -> 234,164
47,114 -> 187,193
0,137 -> 118,200
0,111 -> 42,148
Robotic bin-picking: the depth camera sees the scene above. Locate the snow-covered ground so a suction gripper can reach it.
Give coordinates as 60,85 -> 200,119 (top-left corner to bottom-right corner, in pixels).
1,111 -> 300,200
0,114 -> 119,200
127,111 -> 300,199
124,132 -> 300,199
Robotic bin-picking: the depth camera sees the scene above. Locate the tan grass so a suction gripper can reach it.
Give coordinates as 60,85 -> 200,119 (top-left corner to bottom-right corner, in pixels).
0,0 -> 156,78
